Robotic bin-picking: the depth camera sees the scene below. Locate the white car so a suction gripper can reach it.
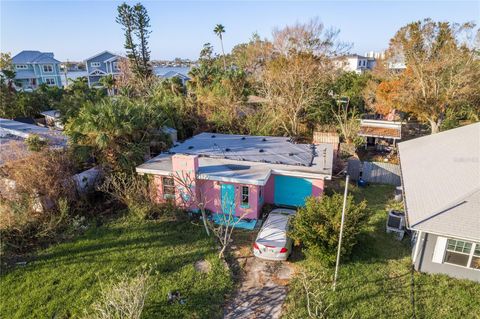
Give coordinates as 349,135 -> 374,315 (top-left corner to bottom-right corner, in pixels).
253,208 -> 296,261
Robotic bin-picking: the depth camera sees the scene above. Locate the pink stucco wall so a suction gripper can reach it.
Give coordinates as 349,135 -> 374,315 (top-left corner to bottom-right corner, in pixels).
150,155 -> 325,219
264,175 -> 275,203
171,154 -> 199,209
311,178 -> 325,197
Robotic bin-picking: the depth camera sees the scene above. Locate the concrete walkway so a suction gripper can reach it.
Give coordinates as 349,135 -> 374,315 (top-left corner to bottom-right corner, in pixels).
224,257 -> 294,319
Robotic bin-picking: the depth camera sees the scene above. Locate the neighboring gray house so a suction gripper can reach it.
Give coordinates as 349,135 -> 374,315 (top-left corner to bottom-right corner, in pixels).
398,123 -> 480,282
11,50 -> 63,90
158,71 -> 190,86
85,51 -> 121,87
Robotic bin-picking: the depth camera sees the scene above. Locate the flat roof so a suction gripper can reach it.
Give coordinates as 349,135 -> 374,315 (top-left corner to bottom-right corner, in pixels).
170,132 -> 317,167
0,118 -> 67,147
359,119 -> 402,139
137,133 -> 334,184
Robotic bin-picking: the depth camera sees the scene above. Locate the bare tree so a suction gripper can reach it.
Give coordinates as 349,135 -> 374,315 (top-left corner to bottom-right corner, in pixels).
171,171 -> 248,258
260,53 -> 334,137
259,18 -> 348,138
272,17 -> 350,57
330,97 -> 361,145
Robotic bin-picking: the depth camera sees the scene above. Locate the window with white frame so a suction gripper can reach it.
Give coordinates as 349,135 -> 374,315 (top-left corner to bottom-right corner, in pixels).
43,64 -> 53,72
16,64 -> 28,69
112,62 -> 119,70
444,239 -> 479,269
45,78 -> 56,86
241,186 -> 249,206
470,245 -> 480,269
162,177 -> 175,199
91,62 -> 101,67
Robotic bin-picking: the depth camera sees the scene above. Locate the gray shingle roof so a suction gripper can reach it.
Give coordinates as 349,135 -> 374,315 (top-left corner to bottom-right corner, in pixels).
398,122 -> 480,241
12,51 -> 60,64
159,71 -> 190,80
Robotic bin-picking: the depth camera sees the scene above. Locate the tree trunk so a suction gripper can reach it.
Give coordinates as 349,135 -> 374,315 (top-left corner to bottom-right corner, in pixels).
428,119 -> 441,134
220,36 -> 227,71
200,208 -> 210,236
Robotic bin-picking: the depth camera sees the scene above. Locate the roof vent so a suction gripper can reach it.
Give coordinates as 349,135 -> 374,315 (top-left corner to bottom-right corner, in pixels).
211,135 -> 216,138
241,136 -> 246,140
225,148 -> 231,152
289,152 -> 294,156
188,145 -> 194,149
262,138 -> 267,142
259,149 -> 264,153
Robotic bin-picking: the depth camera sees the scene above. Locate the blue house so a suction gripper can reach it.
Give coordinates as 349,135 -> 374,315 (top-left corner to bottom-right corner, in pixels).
159,71 -> 190,86
85,51 -> 121,87
11,51 -> 63,90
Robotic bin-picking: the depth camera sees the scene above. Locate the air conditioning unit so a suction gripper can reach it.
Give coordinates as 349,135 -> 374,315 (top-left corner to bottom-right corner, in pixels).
386,210 -> 406,240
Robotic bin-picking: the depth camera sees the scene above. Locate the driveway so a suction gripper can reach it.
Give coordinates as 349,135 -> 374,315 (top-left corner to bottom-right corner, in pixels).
224,256 -> 294,319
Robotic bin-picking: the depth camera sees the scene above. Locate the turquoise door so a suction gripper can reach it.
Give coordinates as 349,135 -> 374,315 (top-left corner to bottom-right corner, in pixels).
274,176 -> 312,207
221,184 -> 236,214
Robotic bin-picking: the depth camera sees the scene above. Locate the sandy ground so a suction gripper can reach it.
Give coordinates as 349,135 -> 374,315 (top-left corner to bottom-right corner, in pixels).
224,253 -> 295,319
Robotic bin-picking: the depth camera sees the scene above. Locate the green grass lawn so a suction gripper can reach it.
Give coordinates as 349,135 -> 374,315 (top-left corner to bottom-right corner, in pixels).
0,217 -> 232,319
284,183 -> 480,319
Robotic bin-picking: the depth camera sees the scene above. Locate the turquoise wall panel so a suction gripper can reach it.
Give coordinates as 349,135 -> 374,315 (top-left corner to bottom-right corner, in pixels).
274,175 -> 312,207
221,184 -> 235,214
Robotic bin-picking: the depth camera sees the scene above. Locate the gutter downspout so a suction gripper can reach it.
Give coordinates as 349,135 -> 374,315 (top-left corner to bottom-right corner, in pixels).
412,230 -> 422,265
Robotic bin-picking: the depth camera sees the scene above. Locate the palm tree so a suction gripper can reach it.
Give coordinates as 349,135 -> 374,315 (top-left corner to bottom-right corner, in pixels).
99,74 -> 116,96
213,24 -> 227,70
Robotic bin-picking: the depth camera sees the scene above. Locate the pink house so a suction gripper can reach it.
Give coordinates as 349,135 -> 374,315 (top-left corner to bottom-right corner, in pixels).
136,133 -> 333,228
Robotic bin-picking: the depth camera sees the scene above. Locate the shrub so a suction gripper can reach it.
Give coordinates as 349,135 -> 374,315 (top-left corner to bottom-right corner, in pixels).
290,194 -> 369,265
89,270 -> 151,319
98,172 -> 174,220
0,149 -> 78,256
24,134 -> 48,152
1,149 -> 76,207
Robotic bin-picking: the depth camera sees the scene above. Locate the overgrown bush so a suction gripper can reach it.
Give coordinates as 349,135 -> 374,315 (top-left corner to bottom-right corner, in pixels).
0,149 -> 79,255
98,172 -> 181,220
24,134 -> 48,152
290,194 -> 369,265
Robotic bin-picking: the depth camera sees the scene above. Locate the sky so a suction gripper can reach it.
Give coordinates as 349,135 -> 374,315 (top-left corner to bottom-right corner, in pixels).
1,0 -> 479,61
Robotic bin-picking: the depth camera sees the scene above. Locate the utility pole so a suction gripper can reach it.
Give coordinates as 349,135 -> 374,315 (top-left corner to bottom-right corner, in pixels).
333,174 -> 349,291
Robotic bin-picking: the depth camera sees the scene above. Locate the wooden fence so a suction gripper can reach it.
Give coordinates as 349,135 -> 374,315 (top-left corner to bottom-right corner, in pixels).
347,159 -> 401,186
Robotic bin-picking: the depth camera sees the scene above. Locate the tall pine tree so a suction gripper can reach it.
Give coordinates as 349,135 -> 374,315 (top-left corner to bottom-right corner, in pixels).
116,2 -> 152,79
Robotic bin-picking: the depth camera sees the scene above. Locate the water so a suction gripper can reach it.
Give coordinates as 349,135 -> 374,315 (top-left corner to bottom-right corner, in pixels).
61,66 -> 191,87
154,66 -> 191,76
